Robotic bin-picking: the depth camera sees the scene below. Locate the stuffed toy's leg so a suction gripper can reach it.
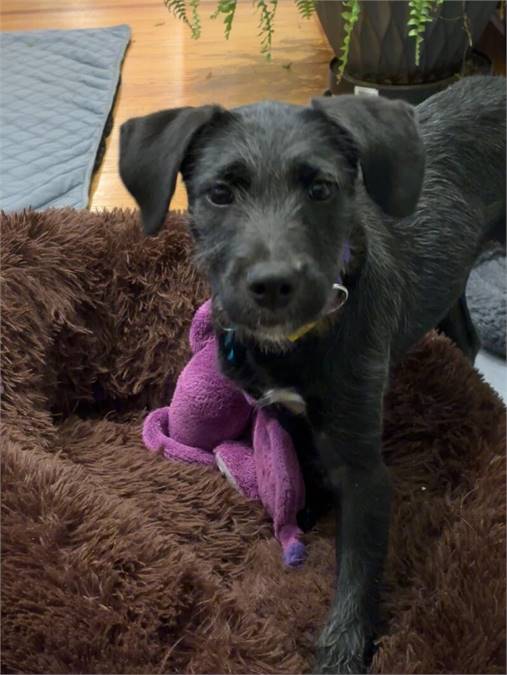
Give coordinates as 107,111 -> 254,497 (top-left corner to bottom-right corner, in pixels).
215,437 -> 304,564
278,524 -> 306,567
144,407 -> 259,499
254,408 -> 306,567
143,407 -> 216,465
214,441 -> 259,500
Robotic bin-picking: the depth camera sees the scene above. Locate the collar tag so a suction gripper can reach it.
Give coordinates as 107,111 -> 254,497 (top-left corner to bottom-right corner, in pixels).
223,330 -> 237,363
330,283 -> 349,312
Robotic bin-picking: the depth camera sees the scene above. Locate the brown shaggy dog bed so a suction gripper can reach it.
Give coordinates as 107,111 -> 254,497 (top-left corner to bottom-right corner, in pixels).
1,209 -> 505,674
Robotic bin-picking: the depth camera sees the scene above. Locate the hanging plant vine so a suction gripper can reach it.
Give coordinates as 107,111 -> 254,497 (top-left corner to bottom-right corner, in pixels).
164,0 -> 191,31
407,0 -> 444,66
336,0 -> 361,83
256,0 -> 279,58
188,0 -> 201,38
295,0 -> 316,19
211,0 -> 237,40
164,0 -> 470,69
165,0 -> 317,57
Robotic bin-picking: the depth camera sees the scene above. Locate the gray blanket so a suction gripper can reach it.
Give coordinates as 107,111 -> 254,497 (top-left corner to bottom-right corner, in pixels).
467,246 -> 506,359
0,25 -> 130,211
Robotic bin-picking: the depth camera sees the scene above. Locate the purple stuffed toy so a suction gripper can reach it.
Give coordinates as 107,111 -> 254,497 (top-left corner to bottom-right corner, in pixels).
142,300 -> 306,566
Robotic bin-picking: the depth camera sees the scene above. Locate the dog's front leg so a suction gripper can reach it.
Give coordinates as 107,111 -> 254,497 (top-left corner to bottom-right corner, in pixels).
314,372 -> 392,674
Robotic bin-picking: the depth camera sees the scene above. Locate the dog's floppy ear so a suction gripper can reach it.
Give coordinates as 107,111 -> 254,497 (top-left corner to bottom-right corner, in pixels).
311,95 -> 425,218
120,106 -> 223,235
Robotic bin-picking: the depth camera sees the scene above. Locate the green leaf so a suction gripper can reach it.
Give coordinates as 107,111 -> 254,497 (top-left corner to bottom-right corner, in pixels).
164,0 -> 190,27
211,0 -> 237,39
295,0 -> 316,19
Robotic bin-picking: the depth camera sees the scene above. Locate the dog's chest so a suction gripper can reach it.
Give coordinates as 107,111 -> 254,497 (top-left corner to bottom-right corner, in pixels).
256,388 -> 307,415
218,332 -> 309,415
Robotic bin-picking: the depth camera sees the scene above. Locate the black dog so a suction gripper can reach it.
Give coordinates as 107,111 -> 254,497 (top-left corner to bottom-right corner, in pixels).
119,75 -> 506,673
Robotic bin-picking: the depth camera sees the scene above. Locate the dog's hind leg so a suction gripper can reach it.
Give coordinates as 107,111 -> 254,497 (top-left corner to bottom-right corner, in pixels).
437,293 -> 481,363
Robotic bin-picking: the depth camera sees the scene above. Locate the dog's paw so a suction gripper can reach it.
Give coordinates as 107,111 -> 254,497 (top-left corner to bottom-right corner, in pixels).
315,646 -> 366,675
314,620 -> 369,674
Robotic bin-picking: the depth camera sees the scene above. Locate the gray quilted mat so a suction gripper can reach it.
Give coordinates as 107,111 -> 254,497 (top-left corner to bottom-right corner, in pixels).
0,25 -> 130,211
467,246 -> 506,359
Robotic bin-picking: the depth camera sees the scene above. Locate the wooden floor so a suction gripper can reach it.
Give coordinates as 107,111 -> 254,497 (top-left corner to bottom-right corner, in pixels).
1,0 -> 332,212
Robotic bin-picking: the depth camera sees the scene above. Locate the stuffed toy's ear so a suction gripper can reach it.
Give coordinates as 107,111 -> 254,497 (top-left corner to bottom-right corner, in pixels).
311,94 -> 425,218
119,105 -> 224,235
189,300 -> 215,353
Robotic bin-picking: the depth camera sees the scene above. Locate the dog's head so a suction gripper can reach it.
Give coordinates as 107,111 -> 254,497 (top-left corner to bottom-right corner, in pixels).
119,96 -> 424,342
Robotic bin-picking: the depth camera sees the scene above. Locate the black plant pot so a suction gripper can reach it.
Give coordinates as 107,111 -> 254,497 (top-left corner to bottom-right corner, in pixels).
316,0 -> 497,103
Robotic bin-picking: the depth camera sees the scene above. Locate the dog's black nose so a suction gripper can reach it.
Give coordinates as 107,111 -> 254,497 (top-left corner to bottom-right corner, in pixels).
247,263 -> 298,310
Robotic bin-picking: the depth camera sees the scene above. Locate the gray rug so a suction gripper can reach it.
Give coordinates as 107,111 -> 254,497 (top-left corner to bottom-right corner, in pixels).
467,245 -> 506,359
0,25 -> 130,212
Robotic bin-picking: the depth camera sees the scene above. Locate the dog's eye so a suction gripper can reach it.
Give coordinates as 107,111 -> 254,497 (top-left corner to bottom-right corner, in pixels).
308,180 -> 335,202
208,183 -> 234,206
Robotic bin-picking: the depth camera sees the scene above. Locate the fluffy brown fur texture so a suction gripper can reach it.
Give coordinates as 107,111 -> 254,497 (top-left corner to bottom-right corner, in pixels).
1,209 -> 505,674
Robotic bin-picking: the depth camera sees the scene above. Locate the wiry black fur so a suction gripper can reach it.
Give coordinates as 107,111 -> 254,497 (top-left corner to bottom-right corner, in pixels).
119,75 -> 506,673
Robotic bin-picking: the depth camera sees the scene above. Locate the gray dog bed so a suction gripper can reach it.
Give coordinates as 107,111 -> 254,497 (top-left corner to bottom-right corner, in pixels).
467,245 -> 506,358
0,25 -> 130,212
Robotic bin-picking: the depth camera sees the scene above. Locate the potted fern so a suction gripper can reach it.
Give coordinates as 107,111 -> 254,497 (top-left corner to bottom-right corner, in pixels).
317,0 -> 496,102
164,0 -> 497,102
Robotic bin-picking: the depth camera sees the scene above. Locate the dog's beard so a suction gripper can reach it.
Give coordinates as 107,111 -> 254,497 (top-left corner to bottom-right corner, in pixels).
212,298 -> 295,352
238,323 -> 295,353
